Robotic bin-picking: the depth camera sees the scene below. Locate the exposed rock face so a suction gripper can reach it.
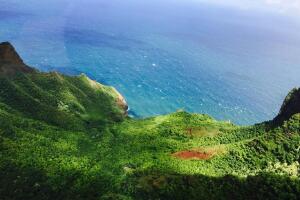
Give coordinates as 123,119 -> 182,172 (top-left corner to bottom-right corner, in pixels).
80,73 -> 128,116
0,42 -> 34,76
113,87 -> 129,115
273,88 -> 300,125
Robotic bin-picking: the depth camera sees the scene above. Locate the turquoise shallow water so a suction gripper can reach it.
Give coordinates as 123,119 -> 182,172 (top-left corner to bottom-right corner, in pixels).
1,0 -> 300,125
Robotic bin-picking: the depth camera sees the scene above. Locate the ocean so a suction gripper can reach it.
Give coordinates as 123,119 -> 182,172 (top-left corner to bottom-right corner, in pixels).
1,0 -> 300,125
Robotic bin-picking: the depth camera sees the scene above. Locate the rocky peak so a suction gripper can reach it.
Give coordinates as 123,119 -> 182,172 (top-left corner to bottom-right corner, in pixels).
0,42 -> 34,76
273,88 -> 300,125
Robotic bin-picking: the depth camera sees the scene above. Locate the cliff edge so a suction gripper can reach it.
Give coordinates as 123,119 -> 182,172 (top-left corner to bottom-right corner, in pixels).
0,42 -> 34,75
273,88 -> 300,125
0,42 -> 128,128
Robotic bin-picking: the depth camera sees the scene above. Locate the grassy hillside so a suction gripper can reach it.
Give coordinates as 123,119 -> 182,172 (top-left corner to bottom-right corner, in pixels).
0,72 -> 127,129
0,42 -> 299,200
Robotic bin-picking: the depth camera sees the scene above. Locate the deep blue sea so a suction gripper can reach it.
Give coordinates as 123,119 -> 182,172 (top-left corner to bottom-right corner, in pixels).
1,0 -> 300,125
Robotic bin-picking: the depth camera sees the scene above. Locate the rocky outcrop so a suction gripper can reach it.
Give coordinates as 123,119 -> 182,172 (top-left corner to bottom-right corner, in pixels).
112,87 -> 129,115
273,88 -> 300,125
79,73 -> 128,116
0,42 -> 34,76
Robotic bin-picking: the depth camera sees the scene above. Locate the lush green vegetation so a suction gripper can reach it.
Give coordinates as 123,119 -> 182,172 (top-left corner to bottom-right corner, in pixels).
0,71 -> 299,199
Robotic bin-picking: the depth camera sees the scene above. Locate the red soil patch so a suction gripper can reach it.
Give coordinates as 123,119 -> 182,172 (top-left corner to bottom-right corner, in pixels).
173,150 -> 214,160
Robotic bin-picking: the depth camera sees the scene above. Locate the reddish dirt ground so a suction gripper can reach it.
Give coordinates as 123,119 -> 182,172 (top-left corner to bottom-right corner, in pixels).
173,150 -> 214,160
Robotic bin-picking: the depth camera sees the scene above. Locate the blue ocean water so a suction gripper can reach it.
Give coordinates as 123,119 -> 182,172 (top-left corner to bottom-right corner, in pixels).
1,0 -> 300,125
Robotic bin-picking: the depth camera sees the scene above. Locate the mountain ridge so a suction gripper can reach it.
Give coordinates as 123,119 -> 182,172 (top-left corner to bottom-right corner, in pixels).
0,42 -> 299,200
273,88 -> 300,126
0,42 -> 34,76
1,42 -> 298,127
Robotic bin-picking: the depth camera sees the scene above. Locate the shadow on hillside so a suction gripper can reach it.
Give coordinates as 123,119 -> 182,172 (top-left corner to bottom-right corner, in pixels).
0,163 -> 111,200
125,170 -> 300,200
1,162 -> 299,200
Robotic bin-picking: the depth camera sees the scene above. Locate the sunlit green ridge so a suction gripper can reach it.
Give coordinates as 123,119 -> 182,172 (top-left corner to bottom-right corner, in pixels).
0,42 -> 299,200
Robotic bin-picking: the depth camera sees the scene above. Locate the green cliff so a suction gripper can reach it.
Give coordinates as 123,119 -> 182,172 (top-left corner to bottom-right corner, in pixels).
0,42 -> 299,200
273,88 -> 300,126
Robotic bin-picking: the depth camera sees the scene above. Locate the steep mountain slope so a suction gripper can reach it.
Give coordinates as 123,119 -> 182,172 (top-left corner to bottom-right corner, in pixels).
0,42 -> 299,200
273,88 -> 300,126
0,42 -> 128,130
0,42 -> 34,76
